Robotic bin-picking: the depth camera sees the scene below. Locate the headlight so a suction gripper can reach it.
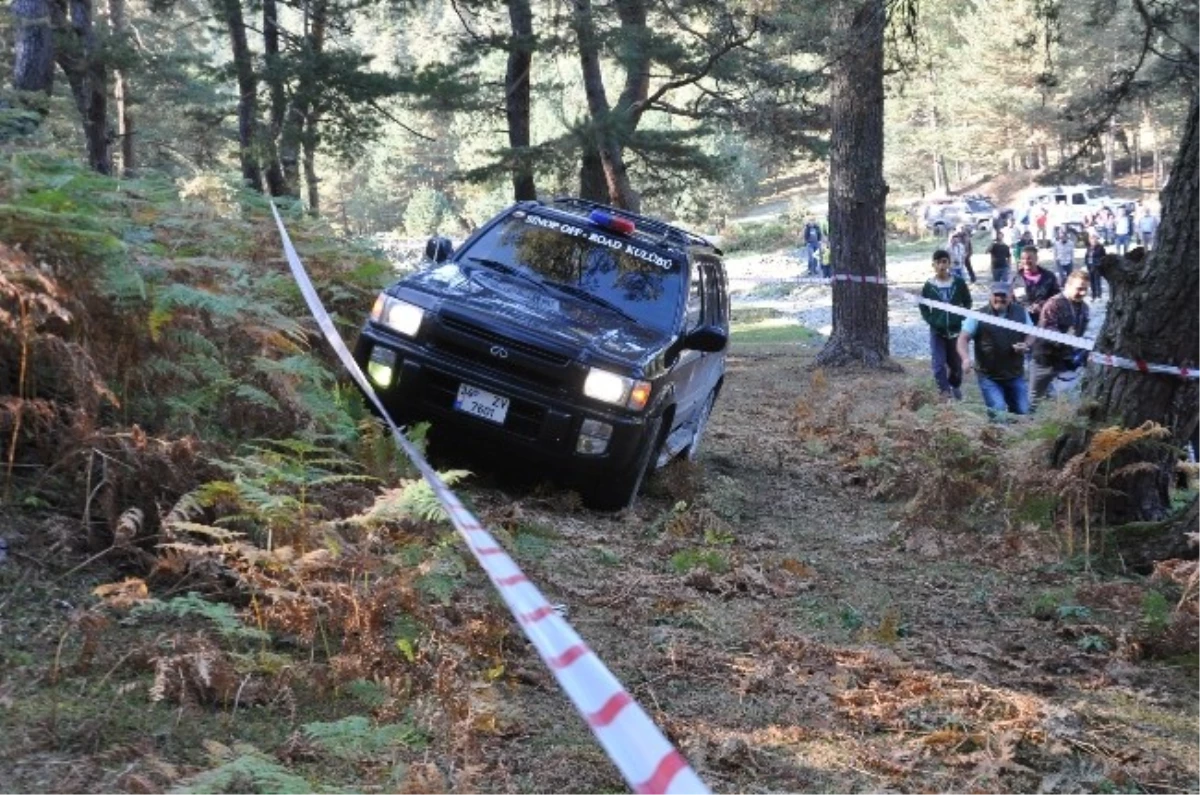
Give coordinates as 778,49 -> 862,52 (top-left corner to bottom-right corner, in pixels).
370,294 -> 424,338
583,367 -> 651,411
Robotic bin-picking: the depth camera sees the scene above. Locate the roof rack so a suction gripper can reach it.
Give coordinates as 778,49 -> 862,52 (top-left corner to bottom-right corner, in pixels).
547,197 -> 718,252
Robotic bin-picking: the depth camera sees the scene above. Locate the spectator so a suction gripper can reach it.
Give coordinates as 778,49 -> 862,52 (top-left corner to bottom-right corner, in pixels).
1034,202 -> 1049,243
948,231 -> 967,281
1002,218 -> 1019,249
987,232 -> 1013,284
1013,228 -> 1035,262
959,224 -> 977,283
819,241 -> 831,278
1011,246 -> 1060,326
957,282 -> 1034,420
1099,206 -> 1116,245
919,249 -> 972,401
992,209 -> 1005,237
1083,232 -> 1107,300
1138,206 -> 1159,250
1114,206 -> 1132,255
1031,270 -> 1090,403
1052,228 -> 1075,282
802,218 -> 823,275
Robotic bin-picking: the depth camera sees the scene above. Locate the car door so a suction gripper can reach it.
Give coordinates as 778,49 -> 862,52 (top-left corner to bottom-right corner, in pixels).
670,259 -> 707,431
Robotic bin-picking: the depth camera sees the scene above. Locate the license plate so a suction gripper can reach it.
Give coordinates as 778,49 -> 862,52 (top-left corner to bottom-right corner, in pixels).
453,383 -> 510,425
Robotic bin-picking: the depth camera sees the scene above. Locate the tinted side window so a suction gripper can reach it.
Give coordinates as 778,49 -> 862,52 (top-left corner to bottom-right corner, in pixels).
1071,193 -> 1087,205
699,261 -> 726,326
686,261 -> 703,327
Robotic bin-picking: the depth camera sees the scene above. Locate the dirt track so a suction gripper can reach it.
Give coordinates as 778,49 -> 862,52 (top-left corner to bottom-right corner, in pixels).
457,341 -> 1198,794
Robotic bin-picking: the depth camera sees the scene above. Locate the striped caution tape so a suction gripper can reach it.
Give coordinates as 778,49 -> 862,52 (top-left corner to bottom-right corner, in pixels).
268,204 -> 709,795
782,269 -> 1197,379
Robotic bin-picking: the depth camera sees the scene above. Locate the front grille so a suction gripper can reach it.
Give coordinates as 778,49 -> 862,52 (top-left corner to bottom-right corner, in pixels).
421,370 -> 546,440
439,315 -> 571,366
434,313 -> 574,390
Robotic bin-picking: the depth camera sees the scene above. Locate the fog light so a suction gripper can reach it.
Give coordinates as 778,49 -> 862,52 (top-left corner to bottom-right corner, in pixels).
368,346 -> 397,387
576,418 -> 613,455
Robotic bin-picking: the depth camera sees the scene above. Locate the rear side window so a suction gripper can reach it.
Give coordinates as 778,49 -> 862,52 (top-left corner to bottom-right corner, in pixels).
686,261 -> 703,327
1071,193 -> 1087,205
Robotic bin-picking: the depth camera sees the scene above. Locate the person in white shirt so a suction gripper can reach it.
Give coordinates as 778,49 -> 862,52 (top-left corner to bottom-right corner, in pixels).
1138,207 -> 1159,250
1052,229 -> 1075,282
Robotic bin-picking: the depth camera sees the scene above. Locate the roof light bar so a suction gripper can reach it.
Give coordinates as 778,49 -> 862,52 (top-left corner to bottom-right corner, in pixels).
589,209 -> 636,235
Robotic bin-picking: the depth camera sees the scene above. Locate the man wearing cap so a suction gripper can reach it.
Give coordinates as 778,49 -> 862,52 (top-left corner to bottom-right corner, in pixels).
956,282 -> 1035,420
920,249 -> 972,400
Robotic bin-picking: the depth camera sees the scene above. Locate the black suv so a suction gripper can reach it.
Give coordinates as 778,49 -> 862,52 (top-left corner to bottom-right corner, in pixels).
353,197 -> 729,509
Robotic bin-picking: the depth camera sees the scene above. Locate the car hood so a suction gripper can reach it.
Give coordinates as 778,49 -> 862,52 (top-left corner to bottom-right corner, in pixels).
398,262 -> 673,367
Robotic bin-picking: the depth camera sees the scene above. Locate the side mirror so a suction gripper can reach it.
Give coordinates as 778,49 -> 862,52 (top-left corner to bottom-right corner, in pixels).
425,236 -> 453,263
681,325 -> 727,353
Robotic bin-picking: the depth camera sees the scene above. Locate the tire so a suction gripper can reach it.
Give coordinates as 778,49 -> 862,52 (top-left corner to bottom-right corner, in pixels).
682,390 -> 717,462
583,416 -> 664,511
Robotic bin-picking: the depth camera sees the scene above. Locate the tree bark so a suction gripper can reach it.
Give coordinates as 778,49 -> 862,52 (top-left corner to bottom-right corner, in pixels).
106,0 -> 133,175
1104,115 -> 1116,185
1053,96 -> 1199,525
12,0 -> 56,95
280,0 -> 327,206
303,122 -> 319,215
571,0 -> 639,210
217,0 -> 261,191
504,0 -> 536,201
261,0 -> 289,196
814,0 -> 896,370
55,0 -> 111,175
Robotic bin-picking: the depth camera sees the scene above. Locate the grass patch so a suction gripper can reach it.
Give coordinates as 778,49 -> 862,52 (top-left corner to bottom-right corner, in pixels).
730,318 -> 822,345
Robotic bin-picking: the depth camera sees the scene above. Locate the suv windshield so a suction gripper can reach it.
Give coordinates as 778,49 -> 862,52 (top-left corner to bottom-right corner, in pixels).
456,212 -> 684,332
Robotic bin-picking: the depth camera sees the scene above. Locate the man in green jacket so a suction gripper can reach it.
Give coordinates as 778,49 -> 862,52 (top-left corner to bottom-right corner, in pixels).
919,249 -> 972,400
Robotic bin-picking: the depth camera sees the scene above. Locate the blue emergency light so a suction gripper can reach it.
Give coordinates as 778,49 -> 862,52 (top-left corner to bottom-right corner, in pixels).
589,209 -> 636,235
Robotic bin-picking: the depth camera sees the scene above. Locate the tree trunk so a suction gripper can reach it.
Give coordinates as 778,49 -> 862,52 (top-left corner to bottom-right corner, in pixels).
814,0 -> 896,370
11,0 -> 56,128
303,120 -> 319,215
1104,116 -> 1116,185
106,0 -> 133,176
280,0 -> 327,204
1102,496 -> 1198,574
217,0 -> 261,191
261,0 -> 289,196
55,0 -> 111,175
1053,96 -> 1199,526
571,0 -> 638,210
578,146 -> 607,202
504,0 -> 536,201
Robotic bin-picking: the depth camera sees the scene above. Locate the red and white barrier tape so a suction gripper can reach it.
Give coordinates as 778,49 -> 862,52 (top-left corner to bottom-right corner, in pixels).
269,204 -> 709,795
783,270 -> 1198,380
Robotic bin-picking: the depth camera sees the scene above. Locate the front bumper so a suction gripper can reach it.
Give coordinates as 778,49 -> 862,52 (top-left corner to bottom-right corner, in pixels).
353,325 -> 653,475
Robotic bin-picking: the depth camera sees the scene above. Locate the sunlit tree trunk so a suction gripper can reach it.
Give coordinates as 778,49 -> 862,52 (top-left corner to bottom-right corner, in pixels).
814,0 -> 896,370
105,0 -> 133,175
572,0 -> 639,210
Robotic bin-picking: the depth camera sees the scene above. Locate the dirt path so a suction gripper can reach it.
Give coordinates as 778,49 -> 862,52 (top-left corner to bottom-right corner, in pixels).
460,343 -> 1197,794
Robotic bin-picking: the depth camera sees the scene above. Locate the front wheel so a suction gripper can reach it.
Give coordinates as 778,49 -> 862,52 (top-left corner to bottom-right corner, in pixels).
583,416 -> 664,511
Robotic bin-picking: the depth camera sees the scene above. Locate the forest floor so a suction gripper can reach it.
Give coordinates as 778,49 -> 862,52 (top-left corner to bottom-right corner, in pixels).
1,251 -> 1195,795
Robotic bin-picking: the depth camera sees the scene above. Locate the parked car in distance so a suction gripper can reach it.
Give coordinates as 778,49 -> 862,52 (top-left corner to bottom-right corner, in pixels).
353,197 -> 730,510
919,196 -> 996,235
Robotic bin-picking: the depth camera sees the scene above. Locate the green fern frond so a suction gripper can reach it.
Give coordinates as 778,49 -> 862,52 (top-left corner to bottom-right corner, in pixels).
170,752 -> 311,794
132,593 -> 268,641
302,715 -> 426,760
233,383 -> 281,411
399,470 -> 472,523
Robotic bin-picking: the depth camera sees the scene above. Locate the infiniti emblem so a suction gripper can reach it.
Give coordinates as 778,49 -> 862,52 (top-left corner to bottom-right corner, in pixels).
489,345 -> 509,359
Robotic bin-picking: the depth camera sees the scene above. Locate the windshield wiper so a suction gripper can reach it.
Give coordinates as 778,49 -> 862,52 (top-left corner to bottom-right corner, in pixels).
546,282 -> 637,322
465,256 -> 548,290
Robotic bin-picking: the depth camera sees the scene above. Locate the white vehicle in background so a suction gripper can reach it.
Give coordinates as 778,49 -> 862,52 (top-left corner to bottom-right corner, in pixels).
1010,185 -> 1134,243
919,196 -> 996,236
